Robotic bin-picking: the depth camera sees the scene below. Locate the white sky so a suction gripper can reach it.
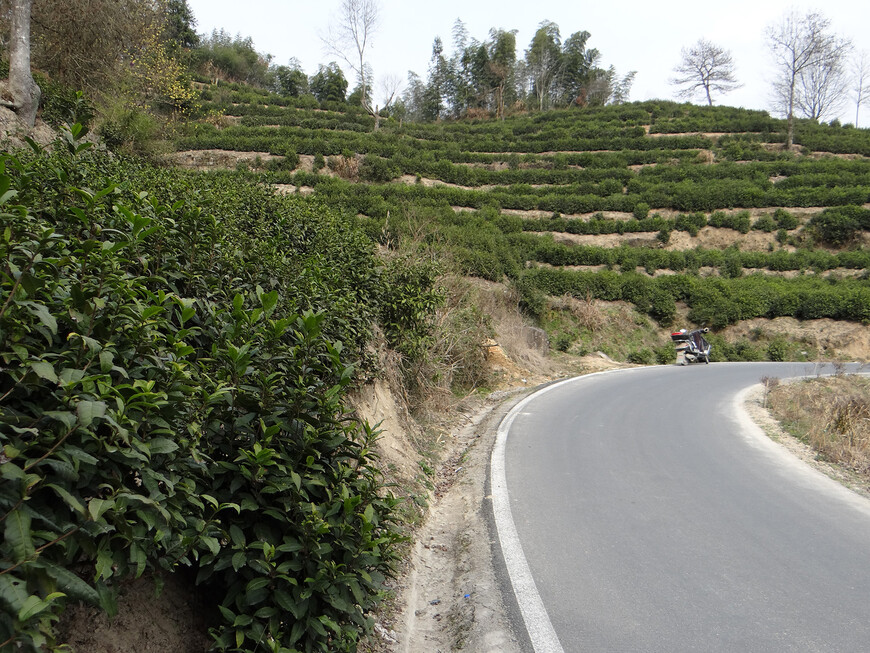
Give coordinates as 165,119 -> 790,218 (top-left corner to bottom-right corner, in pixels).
186,0 -> 870,126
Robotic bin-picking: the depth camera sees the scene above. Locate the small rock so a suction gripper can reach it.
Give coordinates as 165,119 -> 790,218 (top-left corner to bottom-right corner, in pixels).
374,622 -> 398,643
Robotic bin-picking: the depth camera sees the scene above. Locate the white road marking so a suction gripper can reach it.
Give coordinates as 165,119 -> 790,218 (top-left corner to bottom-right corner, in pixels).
493,364 -> 868,651
491,369 -> 631,653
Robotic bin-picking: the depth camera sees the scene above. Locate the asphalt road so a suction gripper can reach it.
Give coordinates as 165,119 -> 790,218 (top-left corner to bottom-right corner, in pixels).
498,362 -> 870,652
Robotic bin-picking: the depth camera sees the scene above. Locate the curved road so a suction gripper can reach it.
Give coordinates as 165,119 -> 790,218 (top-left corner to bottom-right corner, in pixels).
494,362 -> 870,652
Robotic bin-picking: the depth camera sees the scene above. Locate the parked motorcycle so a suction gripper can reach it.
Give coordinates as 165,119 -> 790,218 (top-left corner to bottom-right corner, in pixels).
671,328 -> 711,365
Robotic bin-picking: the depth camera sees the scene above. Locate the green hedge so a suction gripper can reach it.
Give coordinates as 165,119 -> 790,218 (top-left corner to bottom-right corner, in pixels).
519,267 -> 870,328
0,139 -> 422,651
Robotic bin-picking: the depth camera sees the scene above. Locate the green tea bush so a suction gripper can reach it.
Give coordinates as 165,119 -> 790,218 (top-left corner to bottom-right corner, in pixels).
770,208 -> 796,230
628,348 -> 656,365
359,155 -> 401,183
766,337 -> 791,362
807,205 -> 869,246
0,137 -> 410,652
654,342 -> 676,364
377,255 -> 443,361
706,334 -> 765,362
752,215 -> 777,232
633,202 -> 650,219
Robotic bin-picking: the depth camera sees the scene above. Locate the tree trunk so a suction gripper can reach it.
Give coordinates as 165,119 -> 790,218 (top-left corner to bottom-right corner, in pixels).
786,77 -> 796,149
8,0 -> 40,128
368,105 -> 380,131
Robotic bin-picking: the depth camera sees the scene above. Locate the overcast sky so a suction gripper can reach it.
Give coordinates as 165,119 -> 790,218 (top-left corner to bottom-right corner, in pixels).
186,0 -> 870,126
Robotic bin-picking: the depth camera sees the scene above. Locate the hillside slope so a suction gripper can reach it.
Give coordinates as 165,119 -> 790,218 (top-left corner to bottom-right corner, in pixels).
171,91 -> 870,363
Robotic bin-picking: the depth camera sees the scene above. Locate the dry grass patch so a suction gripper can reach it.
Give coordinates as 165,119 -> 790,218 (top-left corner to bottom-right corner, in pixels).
328,154 -> 360,181
767,375 -> 870,477
551,293 -> 607,332
461,277 -> 555,383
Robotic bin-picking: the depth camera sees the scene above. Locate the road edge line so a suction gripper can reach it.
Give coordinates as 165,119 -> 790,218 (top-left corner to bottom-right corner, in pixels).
491,383 -> 568,653
490,368 -> 631,653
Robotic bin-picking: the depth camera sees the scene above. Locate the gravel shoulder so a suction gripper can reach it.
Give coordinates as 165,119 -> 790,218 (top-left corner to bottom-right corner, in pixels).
743,382 -> 870,501
371,389 -> 535,653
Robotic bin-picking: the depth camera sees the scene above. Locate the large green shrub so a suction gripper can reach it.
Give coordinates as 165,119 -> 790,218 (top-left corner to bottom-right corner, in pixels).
808,205 -> 869,246
0,138 -> 406,651
359,155 -> 400,183
377,256 -> 443,361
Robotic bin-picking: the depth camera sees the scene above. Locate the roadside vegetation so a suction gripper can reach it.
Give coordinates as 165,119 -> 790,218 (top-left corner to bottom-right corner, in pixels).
0,132 -> 451,652
766,374 -> 870,482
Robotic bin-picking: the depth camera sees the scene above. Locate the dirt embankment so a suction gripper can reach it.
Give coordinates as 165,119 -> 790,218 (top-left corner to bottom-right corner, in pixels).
165,148 -> 282,170
360,350 -> 627,653
722,318 -> 870,361
0,105 -> 63,149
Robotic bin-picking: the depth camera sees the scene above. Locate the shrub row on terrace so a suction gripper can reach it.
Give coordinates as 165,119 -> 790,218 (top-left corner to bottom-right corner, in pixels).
522,204 -> 870,240
518,268 -> 870,328
237,113 -> 375,131
280,172 -> 870,217
649,107 -> 781,135
523,238 -> 870,276
177,121 -> 713,157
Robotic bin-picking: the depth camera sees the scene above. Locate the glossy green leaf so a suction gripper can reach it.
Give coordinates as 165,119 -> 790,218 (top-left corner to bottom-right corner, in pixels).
148,438 -> 178,455
46,483 -> 85,515
22,301 -> 57,334
88,497 -> 114,522
18,594 -> 52,622
76,400 -> 107,427
28,361 -> 57,384
5,509 -> 34,563
42,562 -> 100,605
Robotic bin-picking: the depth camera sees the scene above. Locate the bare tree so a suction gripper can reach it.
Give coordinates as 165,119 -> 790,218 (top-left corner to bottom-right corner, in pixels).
766,9 -> 850,148
794,41 -> 851,121
29,0 -> 158,92
852,50 -> 870,127
322,0 -> 379,114
670,38 -> 741,106
3,0 -> 40,127
370,72 -> 402,130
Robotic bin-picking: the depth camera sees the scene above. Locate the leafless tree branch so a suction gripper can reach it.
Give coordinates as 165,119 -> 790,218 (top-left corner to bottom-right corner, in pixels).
670,38 -> 741,106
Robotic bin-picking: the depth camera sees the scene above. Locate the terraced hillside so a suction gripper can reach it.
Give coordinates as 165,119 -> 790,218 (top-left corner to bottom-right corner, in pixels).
172,83 -> 870,363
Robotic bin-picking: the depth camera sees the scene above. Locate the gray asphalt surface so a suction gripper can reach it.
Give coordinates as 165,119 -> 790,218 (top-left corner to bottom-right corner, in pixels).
503,362 -> 870,652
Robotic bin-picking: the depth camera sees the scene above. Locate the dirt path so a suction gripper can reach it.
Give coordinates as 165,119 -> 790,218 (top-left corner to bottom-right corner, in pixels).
374,354 -> 627,652
376,391 -> 529,653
